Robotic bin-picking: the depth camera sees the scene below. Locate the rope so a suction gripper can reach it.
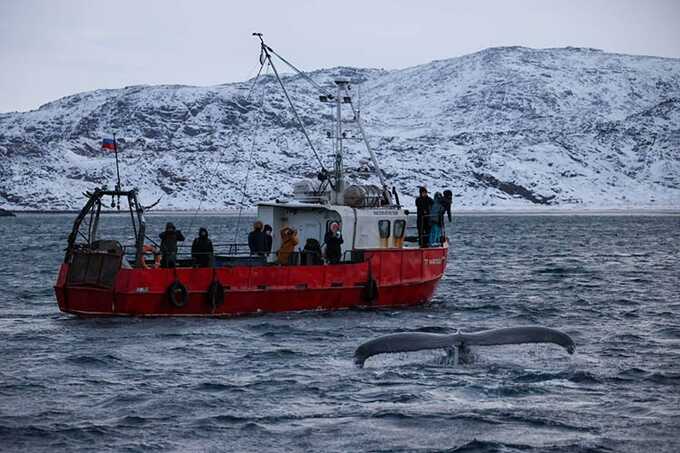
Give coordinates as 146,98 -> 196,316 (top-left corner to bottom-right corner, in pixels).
185,59 -> 268,236
232,61 -> 270,244
265,45 -> 333,98
252,36 -> 333,180
266,54 -> 327,172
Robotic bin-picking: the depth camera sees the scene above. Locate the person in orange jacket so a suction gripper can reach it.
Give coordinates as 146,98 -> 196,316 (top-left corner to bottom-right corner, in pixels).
276,227 -> 299,265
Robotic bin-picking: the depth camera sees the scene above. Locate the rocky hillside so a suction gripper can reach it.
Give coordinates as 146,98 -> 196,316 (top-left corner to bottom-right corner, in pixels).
1,46 -> 678,210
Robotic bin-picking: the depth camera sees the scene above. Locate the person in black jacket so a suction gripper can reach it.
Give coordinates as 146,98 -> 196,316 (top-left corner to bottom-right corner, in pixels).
263,224 -> 273,253
191,227 -> 214,268
415,186 -> 433,248
324,222 -> 344,264
248,221 -> 268,256
301,238 -> 323,265
159,222 -> 185,268
442,190 -> 453,220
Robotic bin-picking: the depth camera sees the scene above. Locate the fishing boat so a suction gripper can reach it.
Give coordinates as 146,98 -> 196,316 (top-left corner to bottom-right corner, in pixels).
54,35 -> 449,317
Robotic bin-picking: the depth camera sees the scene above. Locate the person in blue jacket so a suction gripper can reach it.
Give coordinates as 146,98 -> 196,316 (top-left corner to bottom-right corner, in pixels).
429,190 -> 452,246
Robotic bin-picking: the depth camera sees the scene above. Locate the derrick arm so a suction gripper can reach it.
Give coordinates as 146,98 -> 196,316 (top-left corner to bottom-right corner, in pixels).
65,189 -> 102,263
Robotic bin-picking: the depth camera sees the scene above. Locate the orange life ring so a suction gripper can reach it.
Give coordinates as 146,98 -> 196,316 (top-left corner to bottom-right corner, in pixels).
141,244 -> 161,269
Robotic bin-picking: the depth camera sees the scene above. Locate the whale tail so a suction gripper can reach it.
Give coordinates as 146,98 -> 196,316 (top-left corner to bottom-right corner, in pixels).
354,326 -> 575,368
354,332 -> 455,367
458,326 -> 575,352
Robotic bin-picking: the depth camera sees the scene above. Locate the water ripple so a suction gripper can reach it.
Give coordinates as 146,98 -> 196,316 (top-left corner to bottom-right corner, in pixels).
0,214 -> 678,452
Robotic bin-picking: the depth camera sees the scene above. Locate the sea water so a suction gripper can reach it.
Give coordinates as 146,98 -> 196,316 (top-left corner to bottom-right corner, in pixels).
1,214 -> 679,452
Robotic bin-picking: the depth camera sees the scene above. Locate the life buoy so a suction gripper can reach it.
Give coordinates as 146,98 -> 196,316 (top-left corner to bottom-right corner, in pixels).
168,280 -> 188,308
207,280 -> 225,312
140,244 -> 161,269
363,277 -> 379,303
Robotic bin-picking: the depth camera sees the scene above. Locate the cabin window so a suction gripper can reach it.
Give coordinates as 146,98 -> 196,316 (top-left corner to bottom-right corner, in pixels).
378,220 -> 391,239
393,219 -> 406,239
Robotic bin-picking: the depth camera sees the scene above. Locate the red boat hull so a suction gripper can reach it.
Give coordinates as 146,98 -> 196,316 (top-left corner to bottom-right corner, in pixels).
54,247 -> 448,317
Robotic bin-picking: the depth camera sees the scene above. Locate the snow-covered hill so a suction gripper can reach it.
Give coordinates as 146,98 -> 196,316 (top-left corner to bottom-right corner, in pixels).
1,46 -> 679,210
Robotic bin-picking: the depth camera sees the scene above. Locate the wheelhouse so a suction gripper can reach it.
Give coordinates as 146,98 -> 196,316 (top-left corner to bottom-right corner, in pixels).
257,202 -> 411,257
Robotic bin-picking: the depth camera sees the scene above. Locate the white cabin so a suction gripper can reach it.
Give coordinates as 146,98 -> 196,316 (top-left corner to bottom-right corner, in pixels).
257,202 -> 410,258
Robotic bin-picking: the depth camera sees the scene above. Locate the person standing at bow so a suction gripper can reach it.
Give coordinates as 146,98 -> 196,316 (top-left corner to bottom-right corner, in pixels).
415,186 -> 433,248
429,190 -> 453,246
159,222 -> 185,268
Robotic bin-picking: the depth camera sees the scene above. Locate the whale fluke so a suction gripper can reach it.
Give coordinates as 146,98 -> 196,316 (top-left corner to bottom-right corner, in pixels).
354,326 -> 575,368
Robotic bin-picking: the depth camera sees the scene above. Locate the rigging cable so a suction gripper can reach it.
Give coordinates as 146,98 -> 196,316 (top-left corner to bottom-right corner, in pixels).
185,57 -> 269,237
264,44 -> 333,98
253,35 -> 328,174
264,51 -> 328,173
231,61 -> 271,245
258,37 -> 388,195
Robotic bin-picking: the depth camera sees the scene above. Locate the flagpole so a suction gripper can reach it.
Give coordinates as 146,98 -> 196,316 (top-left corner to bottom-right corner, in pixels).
113,133 -> 121,192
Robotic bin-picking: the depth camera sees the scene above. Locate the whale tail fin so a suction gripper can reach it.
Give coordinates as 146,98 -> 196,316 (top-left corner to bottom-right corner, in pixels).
458,327 -> 575,354
354,332 -> 454,368
353,326 -> 575,368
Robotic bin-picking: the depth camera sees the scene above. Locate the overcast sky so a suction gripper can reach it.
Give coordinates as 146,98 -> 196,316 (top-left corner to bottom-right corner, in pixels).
1,0 -> 679,113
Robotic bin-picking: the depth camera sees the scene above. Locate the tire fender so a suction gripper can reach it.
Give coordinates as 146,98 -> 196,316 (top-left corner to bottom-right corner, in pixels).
207,280 -> 225,312
168,280 -> 188,308
363,277 -> 379,303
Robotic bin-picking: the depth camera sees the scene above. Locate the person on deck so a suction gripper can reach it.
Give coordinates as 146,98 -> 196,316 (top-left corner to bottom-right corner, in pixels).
263,224 -> 273,253
191,227 -> 214,268
159,222 -> 185,268
415,186 -> 433,248
442,189 -> 453,222
428,192 -> 450,246
301,238 -> 323,265
324,222 -> 344,264
277,227 -> 299,265
248,221 -> 268,256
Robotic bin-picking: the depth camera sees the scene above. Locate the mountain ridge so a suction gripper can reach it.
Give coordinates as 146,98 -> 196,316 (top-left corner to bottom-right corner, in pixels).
1,46 -> 678,210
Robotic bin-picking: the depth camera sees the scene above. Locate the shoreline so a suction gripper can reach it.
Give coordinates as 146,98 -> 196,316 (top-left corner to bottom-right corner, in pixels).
4,207 -> 679,216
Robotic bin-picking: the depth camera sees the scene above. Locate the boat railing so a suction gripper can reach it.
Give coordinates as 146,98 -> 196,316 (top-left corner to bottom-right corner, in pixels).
409,213 -> 448,246
121,242 -> 251,257
119,242 -> 367,268
177,242 -> 252,256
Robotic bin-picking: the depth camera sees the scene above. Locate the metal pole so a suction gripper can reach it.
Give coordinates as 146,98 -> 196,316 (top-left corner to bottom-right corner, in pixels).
113,133 -> 122,192
343,86 -> 391,200
334,82 -> 344,203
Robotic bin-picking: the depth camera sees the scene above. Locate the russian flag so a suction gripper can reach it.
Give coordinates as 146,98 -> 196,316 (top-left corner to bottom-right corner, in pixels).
102,137 -> 117,151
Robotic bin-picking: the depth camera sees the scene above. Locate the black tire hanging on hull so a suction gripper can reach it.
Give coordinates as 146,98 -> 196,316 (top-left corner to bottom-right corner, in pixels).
363,277 -> 379,304
207,280 -> 225,312
168,280 -> 188,308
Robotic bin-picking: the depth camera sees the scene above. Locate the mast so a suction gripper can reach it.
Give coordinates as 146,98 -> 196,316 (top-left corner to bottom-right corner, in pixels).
113,133 -> 121,192
332,79 -> 349,204
251,33 -> 393,206
329,80 -> 391,203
